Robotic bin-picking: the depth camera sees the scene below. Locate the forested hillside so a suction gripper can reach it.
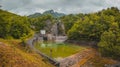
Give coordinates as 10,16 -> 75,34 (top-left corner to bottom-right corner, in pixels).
61,7 -> 120,60
0,9 -> 54,67
28,10 -> 65,18
0,9 -> 55,38
29,14 -> 54,32
0,9 -> 32,39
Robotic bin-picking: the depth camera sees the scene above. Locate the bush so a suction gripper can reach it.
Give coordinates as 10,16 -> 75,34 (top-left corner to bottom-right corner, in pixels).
98,31 -> 120,60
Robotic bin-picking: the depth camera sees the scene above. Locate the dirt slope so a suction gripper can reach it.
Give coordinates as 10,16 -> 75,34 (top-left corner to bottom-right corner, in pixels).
0,41 -> 53,67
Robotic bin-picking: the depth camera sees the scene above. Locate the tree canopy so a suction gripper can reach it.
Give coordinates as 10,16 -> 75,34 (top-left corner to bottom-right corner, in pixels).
60,7 -> 120,60
0,9 -> 31,39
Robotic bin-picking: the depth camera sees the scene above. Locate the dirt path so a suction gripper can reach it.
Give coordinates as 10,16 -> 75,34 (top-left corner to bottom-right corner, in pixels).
59,48 -> 95,67
71,48 -> 95,67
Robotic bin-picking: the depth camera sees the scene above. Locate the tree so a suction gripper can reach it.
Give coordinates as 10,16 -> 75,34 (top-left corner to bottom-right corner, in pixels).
98,31 -> 116,56
0,9 -> 32,39
30,14 -> 54,32
98,30 -> 120,60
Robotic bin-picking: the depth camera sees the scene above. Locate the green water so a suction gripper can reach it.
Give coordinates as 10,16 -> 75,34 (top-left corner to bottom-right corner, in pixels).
35,42 -> 85,58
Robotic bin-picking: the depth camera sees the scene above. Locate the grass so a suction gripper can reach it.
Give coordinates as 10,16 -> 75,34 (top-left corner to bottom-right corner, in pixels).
81,49 -> 118,67
35,42 -> 85,58
0,38 -> 53,67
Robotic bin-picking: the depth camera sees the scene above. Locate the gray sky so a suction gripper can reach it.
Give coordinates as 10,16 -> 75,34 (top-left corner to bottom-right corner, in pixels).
0,0 -> 120,16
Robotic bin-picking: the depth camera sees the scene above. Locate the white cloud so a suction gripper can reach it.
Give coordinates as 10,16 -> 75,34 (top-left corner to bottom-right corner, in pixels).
0,0 -> 120,15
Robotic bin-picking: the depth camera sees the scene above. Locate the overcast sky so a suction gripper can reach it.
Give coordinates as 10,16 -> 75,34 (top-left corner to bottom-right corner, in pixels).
0,0 -> 120,16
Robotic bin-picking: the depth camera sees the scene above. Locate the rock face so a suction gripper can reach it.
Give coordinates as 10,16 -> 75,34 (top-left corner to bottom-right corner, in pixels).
45,20 -> 53,33
47,20 -> 67,42
43,19 -> 65,36
51,22 -> 58,36
38,20 -> 67,42
51,20 -> 65,36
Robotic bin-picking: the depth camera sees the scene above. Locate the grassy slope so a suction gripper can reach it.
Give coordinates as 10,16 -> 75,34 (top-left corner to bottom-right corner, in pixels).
0,39 -> 53,67
81,48 -> 118,67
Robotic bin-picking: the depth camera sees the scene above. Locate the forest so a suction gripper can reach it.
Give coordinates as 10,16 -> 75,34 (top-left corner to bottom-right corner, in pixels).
0,7 -> 120,62
62,7 -> 120,60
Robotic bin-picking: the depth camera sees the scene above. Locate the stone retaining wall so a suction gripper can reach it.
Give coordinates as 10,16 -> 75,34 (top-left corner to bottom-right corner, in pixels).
27,35 -> 60,67
65,40 -> 98,48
